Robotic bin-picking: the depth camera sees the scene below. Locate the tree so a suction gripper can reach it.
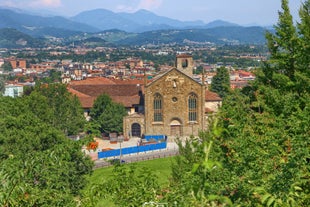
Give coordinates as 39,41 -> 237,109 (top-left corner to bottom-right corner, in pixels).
99,102 -> 127,133
0,96 -> 93,206
0,76 -> 5,94
31,83 -> 86,135
163,1 -> 310,206
162,119 -> 232,206
210,66 -> 230,98
194,65 -> 203,74
1,61 -> 12,71
89,94 -> 127,134
297,0 -> 310,74
89,93 -> 112,121
83,165 -> 161,207
265,0 -> 298,80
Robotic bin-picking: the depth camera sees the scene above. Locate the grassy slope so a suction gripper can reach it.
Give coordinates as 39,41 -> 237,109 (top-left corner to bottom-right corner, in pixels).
86,157 -> 174,206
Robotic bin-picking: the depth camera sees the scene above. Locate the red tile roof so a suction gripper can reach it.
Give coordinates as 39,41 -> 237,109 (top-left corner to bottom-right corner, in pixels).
69,77 -> 116,85
68,83 -> 142,108
205,90 -> 222,101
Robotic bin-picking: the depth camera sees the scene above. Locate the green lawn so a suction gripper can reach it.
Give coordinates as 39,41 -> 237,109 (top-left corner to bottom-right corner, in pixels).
85,157 -> 175,206
89,157 -> 174,186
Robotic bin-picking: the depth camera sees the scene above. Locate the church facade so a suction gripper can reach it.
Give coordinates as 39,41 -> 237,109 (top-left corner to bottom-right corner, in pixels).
123,54 -> 209,138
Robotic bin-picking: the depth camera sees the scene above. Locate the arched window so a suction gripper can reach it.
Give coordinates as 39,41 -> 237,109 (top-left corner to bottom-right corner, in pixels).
182,59 -> 188,68
188,93 -> 197,122
153,93 -> 163,122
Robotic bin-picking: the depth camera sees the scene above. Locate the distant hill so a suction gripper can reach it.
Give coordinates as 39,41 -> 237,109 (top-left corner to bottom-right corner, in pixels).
114,27 -> 267,45
0,8 -> 99,37
204,20 -> 239,28
0,7 -> 269,46
71,9 -> 141,32
0,28 -> 45,48
72,9 -> 212,32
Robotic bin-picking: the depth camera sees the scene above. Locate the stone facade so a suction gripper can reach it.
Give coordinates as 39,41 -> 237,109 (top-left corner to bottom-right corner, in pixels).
144,68 -> 205,137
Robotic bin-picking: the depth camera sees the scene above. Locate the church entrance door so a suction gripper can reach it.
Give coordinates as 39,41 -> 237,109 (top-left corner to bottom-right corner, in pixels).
170,119 -> 182,136
131,123 -> 141,137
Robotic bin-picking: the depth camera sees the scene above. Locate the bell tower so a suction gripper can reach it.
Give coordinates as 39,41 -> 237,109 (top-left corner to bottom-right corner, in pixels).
175,54 -> 193,77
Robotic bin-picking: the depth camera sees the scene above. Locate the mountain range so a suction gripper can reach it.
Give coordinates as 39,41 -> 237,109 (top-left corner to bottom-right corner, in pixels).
0,7 -> 271,48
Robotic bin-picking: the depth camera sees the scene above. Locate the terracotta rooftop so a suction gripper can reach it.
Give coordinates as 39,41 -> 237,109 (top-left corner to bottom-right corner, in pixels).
79,97 -> 97,108
69,77 -> 116,85
111,79 -> 145,85
68,84 -> 142,108
70,84 -> 141,97
67,87 -> 91,98
205,90 -> 222,101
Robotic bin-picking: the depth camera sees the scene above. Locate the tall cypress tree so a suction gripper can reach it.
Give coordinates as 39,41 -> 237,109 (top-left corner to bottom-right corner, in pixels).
210,66 -> 230,98
297,0 -> 310,74
265,0 -> 298,79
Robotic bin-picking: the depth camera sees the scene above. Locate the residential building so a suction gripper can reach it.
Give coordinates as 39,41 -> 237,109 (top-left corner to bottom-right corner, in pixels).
4,84 -> 23,97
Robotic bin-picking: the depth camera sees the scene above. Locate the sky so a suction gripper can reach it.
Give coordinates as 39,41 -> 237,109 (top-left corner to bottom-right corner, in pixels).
0,0 -> 303,26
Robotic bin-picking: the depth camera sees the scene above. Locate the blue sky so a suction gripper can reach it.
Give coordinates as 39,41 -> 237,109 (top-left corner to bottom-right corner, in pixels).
0,0 -> 302,26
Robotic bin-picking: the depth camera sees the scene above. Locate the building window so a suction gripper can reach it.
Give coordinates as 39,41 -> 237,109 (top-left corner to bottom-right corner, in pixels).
153,93 -> 163,122
188,93 -> 197,122
13,88 -> 18,97
182,59 -> 188,68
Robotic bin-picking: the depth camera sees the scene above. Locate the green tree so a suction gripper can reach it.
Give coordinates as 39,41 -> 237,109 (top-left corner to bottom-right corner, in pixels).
297,0 -> 310,74
89,93 -> 112,121
194,65 -> 203,74
0,96 -> 93,206
265,0 -> 299,79
83,165 -> 161,207
99,102 -> 127,133
210,66 -> 230,98
162,120 -> 232,206
89,94 -> 127,134
32,83 -> 86,135
0,76 -> 5,94
1,61 -> 12,71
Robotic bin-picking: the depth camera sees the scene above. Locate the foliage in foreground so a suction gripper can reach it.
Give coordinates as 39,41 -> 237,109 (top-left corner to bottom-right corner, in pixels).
0,84 -> 93,206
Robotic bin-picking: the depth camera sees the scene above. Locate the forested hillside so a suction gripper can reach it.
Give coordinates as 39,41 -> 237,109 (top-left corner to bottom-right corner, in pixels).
0,28 -> 44,48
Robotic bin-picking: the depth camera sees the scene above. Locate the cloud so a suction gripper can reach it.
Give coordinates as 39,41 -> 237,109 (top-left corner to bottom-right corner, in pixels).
0,0 -> 17,7
30,0 -> 62,8
113,0 -> 163,13
137,0 -> 163,10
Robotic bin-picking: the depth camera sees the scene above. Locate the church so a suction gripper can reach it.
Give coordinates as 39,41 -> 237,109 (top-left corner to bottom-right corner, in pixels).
68,54 -> 222,139
123,54 -> 221,138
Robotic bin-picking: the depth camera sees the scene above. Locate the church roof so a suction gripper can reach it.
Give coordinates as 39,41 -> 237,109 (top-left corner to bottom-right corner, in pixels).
68,84 -> 142,108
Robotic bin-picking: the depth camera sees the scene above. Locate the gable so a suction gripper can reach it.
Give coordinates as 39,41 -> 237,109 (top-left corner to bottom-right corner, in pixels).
146,68 -> 202,90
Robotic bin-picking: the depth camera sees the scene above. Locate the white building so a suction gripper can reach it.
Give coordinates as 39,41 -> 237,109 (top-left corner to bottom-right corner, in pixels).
4,84 -> 23,97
